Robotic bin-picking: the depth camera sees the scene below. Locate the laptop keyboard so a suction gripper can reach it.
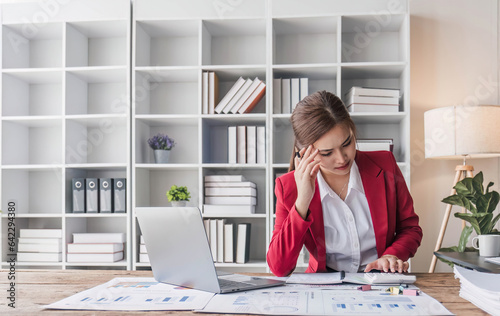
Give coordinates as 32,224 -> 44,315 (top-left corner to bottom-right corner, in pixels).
218,278 -> 249,289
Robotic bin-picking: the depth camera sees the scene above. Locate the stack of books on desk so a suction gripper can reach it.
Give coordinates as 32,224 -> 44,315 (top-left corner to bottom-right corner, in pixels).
67,233 -> 125,263
454,265 -> 500,315
17,229 -> 63,262
345,86 -> 400,113
203,175 -> 256,215
356,138 -> 394,152
139,235 -> 149,263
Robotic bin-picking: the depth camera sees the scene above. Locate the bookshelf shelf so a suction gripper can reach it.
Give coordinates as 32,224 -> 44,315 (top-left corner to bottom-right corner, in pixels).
0,0 -> 132,270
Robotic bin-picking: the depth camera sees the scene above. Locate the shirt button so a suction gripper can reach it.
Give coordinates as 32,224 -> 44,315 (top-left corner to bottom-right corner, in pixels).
354,242 -> 359,248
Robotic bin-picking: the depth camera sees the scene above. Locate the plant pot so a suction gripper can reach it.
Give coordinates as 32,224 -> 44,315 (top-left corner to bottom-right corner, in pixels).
154,149 -> 171,163
170,201 -> 186,207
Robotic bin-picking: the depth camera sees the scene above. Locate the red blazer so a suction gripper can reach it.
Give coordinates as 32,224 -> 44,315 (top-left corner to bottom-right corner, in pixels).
267,151 -> 423,277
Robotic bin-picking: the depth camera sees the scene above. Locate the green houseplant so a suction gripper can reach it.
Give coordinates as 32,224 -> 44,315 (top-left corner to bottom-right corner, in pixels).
166,185 -> 191,207
438,172 -> 500,263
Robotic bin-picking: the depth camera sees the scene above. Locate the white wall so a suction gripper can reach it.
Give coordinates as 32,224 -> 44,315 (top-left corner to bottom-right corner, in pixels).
410,0 -> 500,272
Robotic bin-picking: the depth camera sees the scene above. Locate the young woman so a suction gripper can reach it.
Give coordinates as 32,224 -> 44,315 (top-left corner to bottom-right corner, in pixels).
267,90 -> 422,277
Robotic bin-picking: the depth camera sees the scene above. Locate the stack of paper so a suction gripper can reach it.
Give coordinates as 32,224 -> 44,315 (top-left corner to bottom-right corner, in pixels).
67,233 -> 125,263
17,229 -> 63,262
356,138 -> 394,152
454,265 -> 500,315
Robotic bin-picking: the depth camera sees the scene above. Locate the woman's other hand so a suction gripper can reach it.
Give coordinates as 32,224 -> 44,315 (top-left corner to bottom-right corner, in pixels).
364,255 -> 409,273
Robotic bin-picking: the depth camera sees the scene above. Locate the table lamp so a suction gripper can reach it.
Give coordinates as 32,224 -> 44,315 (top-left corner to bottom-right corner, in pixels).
425,105 -> 500,272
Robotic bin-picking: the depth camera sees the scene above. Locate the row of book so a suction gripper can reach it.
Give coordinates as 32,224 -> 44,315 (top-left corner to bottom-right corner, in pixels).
228,126 -> 265,164
16,230 -> 125,263
273,78 -> 308,114
212,76 -> 266,114
203,175 -> 256,215
203,219 -> 251,264
72,178 -> 126,213
345,86 -> 400,113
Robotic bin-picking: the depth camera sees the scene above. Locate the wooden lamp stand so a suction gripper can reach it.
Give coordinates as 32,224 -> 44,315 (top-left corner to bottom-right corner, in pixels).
428,164 -> 474,273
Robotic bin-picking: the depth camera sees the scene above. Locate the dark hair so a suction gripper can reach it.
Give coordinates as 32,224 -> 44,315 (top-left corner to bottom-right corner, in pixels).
289,90 -> 356,171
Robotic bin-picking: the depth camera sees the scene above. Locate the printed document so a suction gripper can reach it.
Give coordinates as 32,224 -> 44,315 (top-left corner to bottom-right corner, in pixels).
44,277 -> 214,311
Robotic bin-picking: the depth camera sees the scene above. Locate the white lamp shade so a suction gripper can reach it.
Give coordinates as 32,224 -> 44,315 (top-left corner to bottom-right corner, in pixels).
424,105 -> 500,159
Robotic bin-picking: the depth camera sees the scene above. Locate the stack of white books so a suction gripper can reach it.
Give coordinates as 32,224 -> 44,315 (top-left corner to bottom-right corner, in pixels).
214,76 -> 266,114
345,86 -> 400,113
139,235 -> 149,263
67,233 -> 125,263
356,138 -> 394,152
203,175 -> 256,215
17,229 -> 63,262
227,125 -> 265,164
203,219 -> 251,264
273,77 -> 309,114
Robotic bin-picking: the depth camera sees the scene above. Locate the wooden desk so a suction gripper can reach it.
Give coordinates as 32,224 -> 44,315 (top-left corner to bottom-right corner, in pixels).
0,270 -> 488,315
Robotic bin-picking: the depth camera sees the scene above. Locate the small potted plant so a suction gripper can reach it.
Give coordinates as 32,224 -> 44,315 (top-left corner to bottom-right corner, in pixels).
147,133 -> 175,163
438,172 -> 500,264
167,185 -> 191,207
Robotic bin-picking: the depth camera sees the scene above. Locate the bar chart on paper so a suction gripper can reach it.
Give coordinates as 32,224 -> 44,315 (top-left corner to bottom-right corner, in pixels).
44,278 -> 214,311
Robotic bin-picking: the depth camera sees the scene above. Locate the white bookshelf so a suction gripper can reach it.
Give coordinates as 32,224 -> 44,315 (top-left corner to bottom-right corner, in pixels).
0,0 -> 132,270
0,0 -> 410,272
131,0 -> 410,273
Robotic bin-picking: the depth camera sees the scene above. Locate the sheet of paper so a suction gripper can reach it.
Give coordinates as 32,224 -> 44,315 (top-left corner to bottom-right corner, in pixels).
286,272 -> 343,284
197,287 -> 453,315
44,277 -> 214,311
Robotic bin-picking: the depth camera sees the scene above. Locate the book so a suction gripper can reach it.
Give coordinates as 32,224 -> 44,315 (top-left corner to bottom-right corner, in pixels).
237,81 -> 266,114
17,252 -> 62,262
281,78 -> 291,114
347,103 -> 399,113
228,77 -> 262,114
357,139 -> 394,152
300,78 -> 308,101
214,76 -> 245,113
273,78 -> 281,114
18,243 -> 62,253
204,175 -> 246,182
203,219 -> 211,243
203,204 -> 256,215
217,219 -> 225,263
205,187 -> 257,197
209,219 -> 217,262
221,78 -> 253,114
67,243 -> 124,253
246,125 -> 257,164
227,126 -> 237,164
18,238 -> 62,245
346,86 -> 400,98
205,181 -> 256,188
346,94 -> 399,105
202,71 -> 209,114
208,72 -> 219,114
236,223 -> 251,264
72,233 -> 126,244
256,126 -> 265,164
205,196 -> 256,205
67,251 -> 123,263
286,272 -> 416,285
19,229 -> 62,238
291,78 -> 300,111
236,125 -> 246,164
224,223 -> 234,263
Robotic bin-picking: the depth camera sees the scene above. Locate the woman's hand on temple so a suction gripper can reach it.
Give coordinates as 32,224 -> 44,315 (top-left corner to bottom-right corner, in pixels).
294,145 -> 320,219
364,255 -> 409,273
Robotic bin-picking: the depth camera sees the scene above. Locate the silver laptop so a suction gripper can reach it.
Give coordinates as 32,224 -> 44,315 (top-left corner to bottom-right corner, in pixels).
136,207 -> 285,293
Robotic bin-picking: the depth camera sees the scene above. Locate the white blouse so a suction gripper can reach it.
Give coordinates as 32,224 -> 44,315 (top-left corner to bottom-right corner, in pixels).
317,162 -> 378,272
